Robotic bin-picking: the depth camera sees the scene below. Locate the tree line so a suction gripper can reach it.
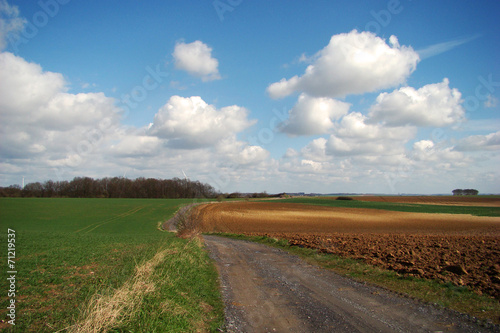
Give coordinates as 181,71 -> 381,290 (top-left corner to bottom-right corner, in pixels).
0,177 -> 220,199
452,189 -> 479,196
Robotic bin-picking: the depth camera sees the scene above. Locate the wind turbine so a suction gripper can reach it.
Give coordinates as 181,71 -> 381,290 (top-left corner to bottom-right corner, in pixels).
182,169 -> 189,181
181,169 -> 190,197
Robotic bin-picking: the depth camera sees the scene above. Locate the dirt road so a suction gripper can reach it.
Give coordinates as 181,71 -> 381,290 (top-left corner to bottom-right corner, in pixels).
203,235 -> 493,333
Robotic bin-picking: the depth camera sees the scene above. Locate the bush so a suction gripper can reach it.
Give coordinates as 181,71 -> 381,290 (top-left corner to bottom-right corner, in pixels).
336,196 -> 354,201
174,204 -> 201,238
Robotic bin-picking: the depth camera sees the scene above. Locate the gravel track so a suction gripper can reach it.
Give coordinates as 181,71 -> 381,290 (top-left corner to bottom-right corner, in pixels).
203,235 -> 496,333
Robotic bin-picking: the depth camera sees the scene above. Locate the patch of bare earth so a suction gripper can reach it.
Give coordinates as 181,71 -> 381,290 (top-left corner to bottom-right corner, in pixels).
196,201 -> 500,299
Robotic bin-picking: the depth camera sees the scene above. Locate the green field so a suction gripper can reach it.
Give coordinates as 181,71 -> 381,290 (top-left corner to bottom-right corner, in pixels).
274,197 -> 500,217
0,198 -> 223,332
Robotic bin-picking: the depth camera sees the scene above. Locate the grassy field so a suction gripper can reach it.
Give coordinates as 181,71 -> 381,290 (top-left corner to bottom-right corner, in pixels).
0,198 -> 224,332
274,197 -> 500,217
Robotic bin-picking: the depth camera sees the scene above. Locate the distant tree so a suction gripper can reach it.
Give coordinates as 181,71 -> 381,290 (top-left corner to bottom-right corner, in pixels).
453,189 -> 479,196
464,189 -> 479,196
251,191 -> 269,198
0,185 -> 22,197
43,180 -> 57,197
22,182 -> 44,197
2,176 -> 219,199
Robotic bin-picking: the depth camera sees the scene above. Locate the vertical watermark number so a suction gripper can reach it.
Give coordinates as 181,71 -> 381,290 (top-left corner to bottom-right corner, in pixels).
6,229 -> 16,326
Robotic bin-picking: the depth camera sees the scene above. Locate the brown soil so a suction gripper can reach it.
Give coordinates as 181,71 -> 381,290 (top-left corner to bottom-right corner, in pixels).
196,201 -> 500,299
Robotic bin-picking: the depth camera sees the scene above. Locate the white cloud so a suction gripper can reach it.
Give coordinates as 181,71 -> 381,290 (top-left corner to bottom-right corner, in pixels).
0,51 -> 273,191
293,112 -> 415,159
0,52 -> 66,118
283,148 -> 299,159
455,131 -> 500,151
279,93 -> 350,136
409,139 -> 468,173
416,34 -> 480,60
267,30 -> 419,99
216,138 -> 270,166
148,95 -> 256,149
172,40 -> 221,81
368,79 -> 465,127
0,52 -> 121,162
301,159 -> 322,171
413,139 -> 434,151
109,134 -> 162,158
300,138 -> 328,161
326,134 -> 404,157
0,0 -> 26,50
37,92 -> 120,130
411,140 -> 436,161
237,145 -> 269,165
334,112 -> 416,141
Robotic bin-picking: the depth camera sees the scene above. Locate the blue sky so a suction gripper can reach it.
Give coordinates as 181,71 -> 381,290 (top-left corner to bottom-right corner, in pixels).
0,0 -> 499,194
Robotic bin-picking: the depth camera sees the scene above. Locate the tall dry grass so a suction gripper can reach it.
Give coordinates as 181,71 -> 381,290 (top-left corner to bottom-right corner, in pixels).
69,249 -> 171,333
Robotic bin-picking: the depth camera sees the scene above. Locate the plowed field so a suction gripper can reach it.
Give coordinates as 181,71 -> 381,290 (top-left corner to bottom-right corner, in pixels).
196,201 -> 500,299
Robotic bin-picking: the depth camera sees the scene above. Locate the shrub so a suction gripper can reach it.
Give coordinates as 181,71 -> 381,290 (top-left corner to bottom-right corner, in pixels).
336,196 -> 354,201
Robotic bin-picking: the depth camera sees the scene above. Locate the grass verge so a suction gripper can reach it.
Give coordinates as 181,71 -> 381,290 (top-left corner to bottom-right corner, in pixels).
208,232 -> 500,325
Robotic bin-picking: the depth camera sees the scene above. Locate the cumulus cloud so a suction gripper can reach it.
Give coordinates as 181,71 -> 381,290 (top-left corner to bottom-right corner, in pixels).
0,52 -> 66,117
0,0 -> 26,50
334,112 -> 415,141
411,140 -> 435,161
109,134 -> 162,158
215,137 -> 270,166
0,52 -> 120,161
410,139 -> 468,171
148,95 -> 256,149
172,40 -> 221,81
294,112 -> 415,159
329,112 -> 414,157
368,79 -> 465,127
326,134 -> 403,157
300,138 -> 328,161
267,30 -> 419,99
454,131 -> 500,151
279,93 -> 350,136
300,159 -> 322,171
0,52 -> 270,190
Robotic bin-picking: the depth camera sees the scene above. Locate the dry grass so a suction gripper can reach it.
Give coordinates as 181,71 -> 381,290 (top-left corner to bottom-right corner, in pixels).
69,249 -> 170,333
176,204 -> 203,239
